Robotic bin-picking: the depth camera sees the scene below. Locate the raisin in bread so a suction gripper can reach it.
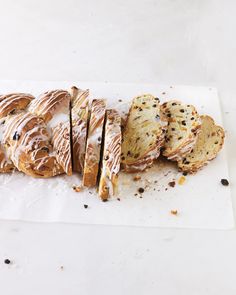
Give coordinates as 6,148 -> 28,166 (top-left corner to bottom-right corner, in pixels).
70,86 -> 89,173
0,93 -> 34,173
178,115 -> 225,173
161,100 -> 201,161
121,94 -> 167,172
98,109 -> 121,200
83,99 -> 106,187
3,90 -> 72,177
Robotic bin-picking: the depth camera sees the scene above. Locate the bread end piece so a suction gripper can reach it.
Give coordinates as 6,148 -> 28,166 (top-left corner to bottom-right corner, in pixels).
177,115 -> 225,173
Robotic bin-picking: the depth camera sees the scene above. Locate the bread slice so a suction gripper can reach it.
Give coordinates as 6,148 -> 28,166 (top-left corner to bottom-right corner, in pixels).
121,94 -> 167,172
98,109 -> 121,200
178,115 -> 225,173
0,93 -> 35,173
161,100 -> 201,161
70,86 -> 89,173
83,99 -> 106,187
3,90 -> 72,178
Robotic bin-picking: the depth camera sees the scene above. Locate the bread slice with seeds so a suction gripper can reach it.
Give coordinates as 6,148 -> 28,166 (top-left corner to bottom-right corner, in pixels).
161,100 -> 201,161
70,86 -> 89,173
178,115 -> 225,173
98,109 -> 121,201
83,99 -> 106,187
121,94 -> 167,172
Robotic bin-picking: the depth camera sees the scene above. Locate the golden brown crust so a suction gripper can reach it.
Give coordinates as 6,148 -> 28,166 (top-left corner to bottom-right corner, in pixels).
83,99 -> 106,187
0,93 -> 34,119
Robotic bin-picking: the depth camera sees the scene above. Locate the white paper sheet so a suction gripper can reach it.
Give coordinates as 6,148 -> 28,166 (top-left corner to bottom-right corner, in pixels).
0,80 -> 234,229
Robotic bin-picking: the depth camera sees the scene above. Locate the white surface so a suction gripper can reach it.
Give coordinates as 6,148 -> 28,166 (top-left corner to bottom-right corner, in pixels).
0,81 -> 233,229
0,0 -> 236,294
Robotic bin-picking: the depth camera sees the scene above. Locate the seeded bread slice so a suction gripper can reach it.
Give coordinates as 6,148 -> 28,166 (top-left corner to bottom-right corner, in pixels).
83,99 -> 106,187
178,115 -> 225,173
121,94 -> 167,172
98,109 -> 121,201
70,86 -> 89,173
161,100 -> 201,161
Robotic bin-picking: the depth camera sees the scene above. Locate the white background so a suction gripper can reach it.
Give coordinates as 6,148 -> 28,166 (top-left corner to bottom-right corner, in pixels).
0,0 -> 236,294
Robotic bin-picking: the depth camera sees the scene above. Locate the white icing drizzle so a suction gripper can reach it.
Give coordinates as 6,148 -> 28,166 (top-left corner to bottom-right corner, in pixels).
70,87 -> 89,172
84,99 -> 106,171
99,109 -> 121,197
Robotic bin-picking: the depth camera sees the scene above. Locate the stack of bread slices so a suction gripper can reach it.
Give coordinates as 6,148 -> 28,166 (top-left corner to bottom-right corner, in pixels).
0,87 -> 225,201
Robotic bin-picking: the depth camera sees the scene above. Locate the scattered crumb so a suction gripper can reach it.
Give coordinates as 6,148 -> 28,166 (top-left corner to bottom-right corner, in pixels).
84,204 -> 88,209
162,92 -> 166,95
138,187 -> 144,194
182,171 -> 188,176
102,199 -> 108,202
153,188 -> 156,191
221,179 -> 229,186
154,180 -> 158,184
89,191 -> 92,194
73,185 -> 83,192
139,196 -> 143,199
60,266 -> 64,270
134,193 -> 138,196
170,86 -> 173,88
168,181 -> 176,188
165,188 -> 168,191
118,99 -> 123,102
4,259 -> 11,265
117,198 -> 121,201
133,175 -> 141,181
178,176 -> 186,185
170,210 -> 178,215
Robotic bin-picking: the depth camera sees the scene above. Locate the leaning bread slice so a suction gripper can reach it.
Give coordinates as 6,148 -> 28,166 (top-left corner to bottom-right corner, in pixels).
70,86 -> 89,173
98,109 -> 121,201
161,100 -> 201,161
83,99 -> 106,187
178,115 -> 225,173
0,93 -> 35,173
121,94 -> 167,172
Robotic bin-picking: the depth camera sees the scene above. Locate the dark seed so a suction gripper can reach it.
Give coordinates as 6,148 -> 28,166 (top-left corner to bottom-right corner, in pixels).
180,109 -> 185,113
183,172 -> 188,176
182,120 -> 186,126
168,181 -> 176,187
121,156 -> 125,161
13,132 -> 20,141
178,137 -> 182,140
167,114 -> 171,118
84,204 -> 88,209
152,104 -> 157,107
154,97 -> 160,102
172,102 -> 177,106
171,128 -> 175,131
41,147 -> 49,153
104,155 -> 109,160
215,141 -> 218,144
221,179 -> 229,186
4,259 -> 11,264
191,117 -> 194,120
138,187 -> 144,194
97,136 -> 101,143
117,198 -> 121,201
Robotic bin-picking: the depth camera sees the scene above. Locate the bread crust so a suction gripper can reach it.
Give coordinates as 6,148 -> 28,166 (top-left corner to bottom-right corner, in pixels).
98,109 -> 121,200
83,99 -> 106,187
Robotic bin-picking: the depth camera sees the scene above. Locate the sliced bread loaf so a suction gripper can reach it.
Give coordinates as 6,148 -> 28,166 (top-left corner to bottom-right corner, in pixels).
98,109 -> 121,201
70,86 -> 89,173
161,100 -> 201,161
178,115 -> 225,173
121,94 -> 167,172
83,99 -> 106,187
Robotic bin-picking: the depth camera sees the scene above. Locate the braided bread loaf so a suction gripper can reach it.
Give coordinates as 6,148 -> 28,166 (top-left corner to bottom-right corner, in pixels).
3,90 -> 72,177
0,93 -> 34,172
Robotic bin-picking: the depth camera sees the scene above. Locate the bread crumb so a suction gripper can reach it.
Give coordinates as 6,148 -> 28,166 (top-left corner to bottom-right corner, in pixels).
168,181 -> 176,187
178,176 -> 186,185
133,175 -> 141,181
170,210 -> 178,215
60,266 -> 64,270
73,185 -> 83,192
